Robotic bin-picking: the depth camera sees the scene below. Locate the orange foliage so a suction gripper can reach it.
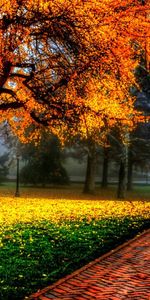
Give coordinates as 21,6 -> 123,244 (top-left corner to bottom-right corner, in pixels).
0,0 -> 150,143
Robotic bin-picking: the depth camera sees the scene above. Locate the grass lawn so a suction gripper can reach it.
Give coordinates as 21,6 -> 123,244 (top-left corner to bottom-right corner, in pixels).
0,184 -> 150,300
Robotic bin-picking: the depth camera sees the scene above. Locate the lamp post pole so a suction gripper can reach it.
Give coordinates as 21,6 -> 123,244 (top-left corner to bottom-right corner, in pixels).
15,153 -> 20,197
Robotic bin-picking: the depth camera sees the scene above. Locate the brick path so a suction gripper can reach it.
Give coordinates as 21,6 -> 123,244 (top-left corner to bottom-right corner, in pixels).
28,230 -> 150,300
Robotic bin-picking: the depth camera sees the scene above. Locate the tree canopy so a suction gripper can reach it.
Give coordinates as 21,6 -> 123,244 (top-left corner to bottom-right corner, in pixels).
20,134 -> 69,186
0,0 -> 150,143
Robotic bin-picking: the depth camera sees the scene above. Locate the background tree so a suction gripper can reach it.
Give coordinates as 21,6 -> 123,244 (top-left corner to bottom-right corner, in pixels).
126,123 -> 150,190
20,134 -> 69,186
0,153 -> 9,183
125,44 -> 150,190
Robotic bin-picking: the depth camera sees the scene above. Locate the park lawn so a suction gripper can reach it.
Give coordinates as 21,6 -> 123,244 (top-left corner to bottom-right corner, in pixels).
0,186 -> 150,300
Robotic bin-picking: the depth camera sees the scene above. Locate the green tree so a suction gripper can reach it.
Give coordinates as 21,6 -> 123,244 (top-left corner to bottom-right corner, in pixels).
20,135 -> 69,186
0,153 -> 9,183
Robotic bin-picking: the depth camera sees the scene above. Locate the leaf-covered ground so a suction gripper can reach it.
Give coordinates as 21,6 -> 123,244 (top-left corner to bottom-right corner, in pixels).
0,186 -> 150,300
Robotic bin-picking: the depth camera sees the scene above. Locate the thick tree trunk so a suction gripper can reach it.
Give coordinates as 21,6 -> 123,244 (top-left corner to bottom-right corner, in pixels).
117,145 -> 128,199
101,148 -> 109,188
117,160 -> 126,198
127,148 -> 133,191
83,149 -> 96,194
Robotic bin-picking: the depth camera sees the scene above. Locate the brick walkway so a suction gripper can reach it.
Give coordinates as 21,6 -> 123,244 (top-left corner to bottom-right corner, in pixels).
28,230 -> 150,300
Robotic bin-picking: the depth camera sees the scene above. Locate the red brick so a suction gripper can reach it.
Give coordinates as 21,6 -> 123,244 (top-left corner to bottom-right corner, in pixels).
28,229 -> 150,300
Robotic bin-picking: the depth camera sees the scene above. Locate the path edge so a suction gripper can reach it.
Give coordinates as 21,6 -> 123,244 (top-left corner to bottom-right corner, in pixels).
27,228 -> 150,300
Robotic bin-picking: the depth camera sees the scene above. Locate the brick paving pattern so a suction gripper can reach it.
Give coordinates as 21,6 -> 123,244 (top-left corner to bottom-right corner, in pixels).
28,230 -> 150,300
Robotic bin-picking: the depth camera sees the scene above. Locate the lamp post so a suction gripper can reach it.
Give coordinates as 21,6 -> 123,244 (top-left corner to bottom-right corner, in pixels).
15,153 -> 20,197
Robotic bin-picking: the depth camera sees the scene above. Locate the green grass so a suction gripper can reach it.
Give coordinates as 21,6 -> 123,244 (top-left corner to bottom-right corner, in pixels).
0,184 -> 150,300
0,217 -> 149,300
1,181 -> 150,200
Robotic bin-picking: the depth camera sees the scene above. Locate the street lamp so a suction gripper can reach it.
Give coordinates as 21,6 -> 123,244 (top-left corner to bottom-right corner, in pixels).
15,153 -> 20,197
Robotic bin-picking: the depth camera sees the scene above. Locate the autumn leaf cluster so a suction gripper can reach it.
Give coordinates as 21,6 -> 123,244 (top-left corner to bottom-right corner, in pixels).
0,188 -> 149,226
0,0 -> 150,143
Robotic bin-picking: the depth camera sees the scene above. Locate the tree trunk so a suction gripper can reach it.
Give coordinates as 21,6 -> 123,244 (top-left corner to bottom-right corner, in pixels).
101,148 -> 109,188
127,148 -> 133,191
117,145 -> 128,199
83,149 -> 96,194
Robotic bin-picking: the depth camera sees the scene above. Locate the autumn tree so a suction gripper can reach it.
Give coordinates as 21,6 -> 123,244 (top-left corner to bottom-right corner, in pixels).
0,1 -> 149,195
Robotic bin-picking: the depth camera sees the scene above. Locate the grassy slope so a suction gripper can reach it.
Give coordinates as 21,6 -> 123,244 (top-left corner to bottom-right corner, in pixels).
0,185 -> 150,300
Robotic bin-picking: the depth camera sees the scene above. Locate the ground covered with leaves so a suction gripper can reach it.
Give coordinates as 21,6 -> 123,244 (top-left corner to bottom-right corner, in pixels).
0,186 -> 150,300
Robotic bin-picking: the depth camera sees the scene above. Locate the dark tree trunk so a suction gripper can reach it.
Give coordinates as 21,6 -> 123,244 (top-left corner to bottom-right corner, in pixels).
101,148 -> 109,188
117,145 -> 128,199
117,160 -> 126,198
83,148 -> 96,194
127,148 -> 133,191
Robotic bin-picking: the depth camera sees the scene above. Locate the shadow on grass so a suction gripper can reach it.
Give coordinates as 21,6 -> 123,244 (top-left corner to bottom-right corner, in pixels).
0,182 -> 150,201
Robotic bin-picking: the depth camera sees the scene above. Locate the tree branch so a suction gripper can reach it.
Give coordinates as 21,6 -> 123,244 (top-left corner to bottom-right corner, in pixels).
0,87 -> 16,97
0,102 -> 23,110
